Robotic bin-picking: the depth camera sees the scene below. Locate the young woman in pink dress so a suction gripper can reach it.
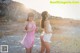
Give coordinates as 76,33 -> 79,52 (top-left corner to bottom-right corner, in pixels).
21,13 -> 36,53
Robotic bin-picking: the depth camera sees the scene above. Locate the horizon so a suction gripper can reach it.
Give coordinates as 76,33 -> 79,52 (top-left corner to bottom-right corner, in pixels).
13,0 -> 80,20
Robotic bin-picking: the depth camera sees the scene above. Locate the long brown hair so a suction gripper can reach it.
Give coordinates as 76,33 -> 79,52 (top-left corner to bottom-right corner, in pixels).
41,11 -> 48,28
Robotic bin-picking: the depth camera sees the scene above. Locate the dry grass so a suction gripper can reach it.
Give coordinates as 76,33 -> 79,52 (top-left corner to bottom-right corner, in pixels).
35,18 -> 80,34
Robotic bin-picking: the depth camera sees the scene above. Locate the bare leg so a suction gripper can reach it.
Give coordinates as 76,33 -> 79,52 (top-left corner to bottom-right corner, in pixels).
30,46 -> 33,53
40,36 -> 45,53
26,48 -> 31,53
44,42 -> 50,53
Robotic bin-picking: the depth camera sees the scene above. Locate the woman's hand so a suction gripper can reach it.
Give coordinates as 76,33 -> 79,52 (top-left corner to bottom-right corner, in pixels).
25,26 -> 27,30
35,27 -> 38,32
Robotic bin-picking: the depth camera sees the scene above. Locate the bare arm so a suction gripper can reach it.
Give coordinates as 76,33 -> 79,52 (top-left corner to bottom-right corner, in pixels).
44,20 -> 49,33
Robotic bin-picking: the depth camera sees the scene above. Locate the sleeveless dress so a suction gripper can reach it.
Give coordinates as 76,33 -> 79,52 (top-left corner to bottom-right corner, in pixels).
21,22 -> 36,48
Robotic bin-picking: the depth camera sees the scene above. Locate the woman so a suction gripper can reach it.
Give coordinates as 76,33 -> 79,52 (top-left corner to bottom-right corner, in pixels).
40,11 -> 52,53
21,13 -> 36,53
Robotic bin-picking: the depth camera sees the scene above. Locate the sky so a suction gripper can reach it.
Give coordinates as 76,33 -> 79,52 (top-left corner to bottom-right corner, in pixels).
13,0 -> 80,20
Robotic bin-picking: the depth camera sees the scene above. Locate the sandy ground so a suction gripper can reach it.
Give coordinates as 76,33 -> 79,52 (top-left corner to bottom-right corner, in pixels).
0,20 -> 80,53
0,26 -> 80,53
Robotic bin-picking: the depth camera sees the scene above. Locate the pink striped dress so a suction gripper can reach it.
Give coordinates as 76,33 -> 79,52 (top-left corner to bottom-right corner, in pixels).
21,22 -> 36,48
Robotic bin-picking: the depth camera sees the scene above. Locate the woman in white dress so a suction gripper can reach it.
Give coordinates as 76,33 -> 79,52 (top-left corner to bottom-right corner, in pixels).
40,11 -> 52,53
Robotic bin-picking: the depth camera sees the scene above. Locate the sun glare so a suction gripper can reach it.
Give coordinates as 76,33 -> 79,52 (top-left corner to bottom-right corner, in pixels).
13,0 -> 80,20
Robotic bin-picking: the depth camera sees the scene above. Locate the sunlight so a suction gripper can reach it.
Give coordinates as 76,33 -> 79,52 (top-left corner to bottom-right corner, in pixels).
13,0 -> 80,20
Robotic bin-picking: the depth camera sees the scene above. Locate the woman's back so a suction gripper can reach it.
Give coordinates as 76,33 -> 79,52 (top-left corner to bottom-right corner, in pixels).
44,20 -> 52,33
